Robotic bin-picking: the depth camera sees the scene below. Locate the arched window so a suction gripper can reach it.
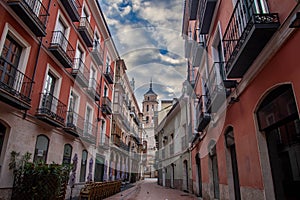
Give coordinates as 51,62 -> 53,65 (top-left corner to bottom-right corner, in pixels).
146,105 -> 149,111
62,144 -> 72,165
80,150 -> 88,182
33,135 -> 49,163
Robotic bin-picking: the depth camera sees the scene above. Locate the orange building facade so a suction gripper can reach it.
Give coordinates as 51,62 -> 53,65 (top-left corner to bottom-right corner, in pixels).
0,0 -> 118,198
183,0 -> 300,199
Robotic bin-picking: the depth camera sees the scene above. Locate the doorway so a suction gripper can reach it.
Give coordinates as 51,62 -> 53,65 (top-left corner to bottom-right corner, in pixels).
196,153 -> 202,197
257,84 -> 300,200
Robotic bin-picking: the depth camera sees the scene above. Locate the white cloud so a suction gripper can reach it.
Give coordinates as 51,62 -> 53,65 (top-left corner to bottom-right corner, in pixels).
99,0 -> 186,106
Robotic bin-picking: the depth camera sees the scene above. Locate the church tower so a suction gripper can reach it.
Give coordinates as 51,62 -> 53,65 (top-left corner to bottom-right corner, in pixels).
142,80 -> 158,177
142,80 -> 158,128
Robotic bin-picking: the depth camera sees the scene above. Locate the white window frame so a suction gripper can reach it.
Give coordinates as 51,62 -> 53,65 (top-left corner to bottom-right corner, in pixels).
0,23 -> 31,75
54,10 -> 70,39
41,64 -> 62,112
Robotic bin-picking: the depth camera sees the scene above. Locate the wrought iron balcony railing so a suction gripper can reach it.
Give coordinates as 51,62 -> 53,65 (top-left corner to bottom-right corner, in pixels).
59,0 -> 80,22
205,62 -> 226,113
7,0 -> 48,37
72,58 -> 89,87
0,58 -> 34,110
87,78 -> 100,101
49,31 -> 75,68
102,96 -> 112,115
36,93 -> 67,127
82,121 -> 96,144
91,41 -> 104,65
223,0 -> 280,78
64,110 -> 84,137
78,17 -> 94,47
104,65 -> 114,84
196,95 -> 211,132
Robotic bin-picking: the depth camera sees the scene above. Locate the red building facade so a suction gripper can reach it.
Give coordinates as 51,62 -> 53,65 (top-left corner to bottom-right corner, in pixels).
183,0 -> 300,199
0,0 -> 117,198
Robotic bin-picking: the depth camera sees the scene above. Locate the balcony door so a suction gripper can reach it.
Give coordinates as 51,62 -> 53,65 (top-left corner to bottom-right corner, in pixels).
94,154 -> 104,182
84,106 -> 92,135
106,56 -> 110,73
67,91 -> 78,126
54,18 -> 67,50
89,67 -> 96,89
42,72 -> 56,111
75,46 -> 84,72
0,35 -> 22,88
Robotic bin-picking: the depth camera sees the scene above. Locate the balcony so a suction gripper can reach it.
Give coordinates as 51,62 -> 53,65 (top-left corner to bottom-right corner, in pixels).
191,42 -> 205,67
77,17 -> 94,47
184,38 -> 193,58
223,0 -> 280,78
113,104 -> 124,120
87,78 -> 100,101
71,58 -> 89,87
206,62 -> 226,113
59,0 -> 80,22
112,136 -> 130,151
91,41 -> 104,65
102,96 -> 112,115
49,31 -> 75,68
63,111 -> 84,137
198,0 -> 218,34
123,118 -> 130,131
189,0 -> 199,20
0,58 -> 34,110
36,93 -> 67,127
82,121 -> 96,144
7,0 -> 48,37
104,65 -> 114,84
99,134 -> 110,150
196,95 -> 211,132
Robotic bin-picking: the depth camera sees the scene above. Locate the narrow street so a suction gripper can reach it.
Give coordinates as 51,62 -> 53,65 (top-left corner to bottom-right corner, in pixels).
106,178 -> 198,200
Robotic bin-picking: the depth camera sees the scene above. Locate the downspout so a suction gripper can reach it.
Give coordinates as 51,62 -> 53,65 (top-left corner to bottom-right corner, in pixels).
23,0 -> 53,119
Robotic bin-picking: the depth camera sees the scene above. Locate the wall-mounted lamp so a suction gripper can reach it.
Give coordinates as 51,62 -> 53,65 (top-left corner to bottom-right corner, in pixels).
290,12 -> 300,28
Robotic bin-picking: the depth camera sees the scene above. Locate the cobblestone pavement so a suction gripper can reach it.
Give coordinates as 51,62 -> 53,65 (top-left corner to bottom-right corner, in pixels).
105,178 -> 199,200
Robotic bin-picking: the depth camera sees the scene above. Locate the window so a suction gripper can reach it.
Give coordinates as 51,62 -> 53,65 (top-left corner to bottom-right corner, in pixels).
80,150 -> 88,182
75,44 -> 84,70
84,105 -> 93,135
146,116 -> 149,123
62,144 -> 72,165
106,56 -> 110,73
41,72 -> 57,111
33,135 -> 49,163
0,35 -> 22,88
89,66 -> 96,89
146,105 -> 149,112
94,32 -> 100,48
104,85 -> 108,97
100,120 -> 106,144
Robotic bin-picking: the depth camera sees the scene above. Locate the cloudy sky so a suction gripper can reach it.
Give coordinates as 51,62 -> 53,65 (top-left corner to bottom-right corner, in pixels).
99,0 -> 187,107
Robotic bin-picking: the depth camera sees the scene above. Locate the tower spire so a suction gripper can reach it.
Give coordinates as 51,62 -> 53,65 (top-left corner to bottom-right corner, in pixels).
150,78 -> 152,90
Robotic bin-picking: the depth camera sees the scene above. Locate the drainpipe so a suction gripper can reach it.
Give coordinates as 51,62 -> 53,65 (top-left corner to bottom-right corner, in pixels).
23,0 -> 53,119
